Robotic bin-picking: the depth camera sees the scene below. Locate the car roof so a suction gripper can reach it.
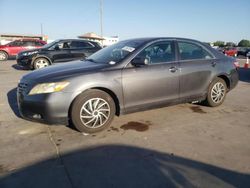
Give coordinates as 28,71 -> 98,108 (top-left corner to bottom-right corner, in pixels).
57,39 -> 97,42
122,37 -> 204,43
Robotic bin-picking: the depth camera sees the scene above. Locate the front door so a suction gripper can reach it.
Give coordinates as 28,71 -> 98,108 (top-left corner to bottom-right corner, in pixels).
52,41 -> 73,63
122,40 -> 179,112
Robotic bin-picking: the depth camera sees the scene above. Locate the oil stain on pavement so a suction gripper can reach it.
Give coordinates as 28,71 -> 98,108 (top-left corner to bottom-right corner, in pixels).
120,121 -> 150,132
190,106 -> 207,114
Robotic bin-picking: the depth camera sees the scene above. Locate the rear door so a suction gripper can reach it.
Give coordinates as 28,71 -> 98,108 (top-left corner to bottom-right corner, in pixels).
8,41 -> 24,55
22,41 -> 36,51
34,40 -> 45,49
70,41 -> 97,60
122,40 -> 179,112
177,40 -> 216,101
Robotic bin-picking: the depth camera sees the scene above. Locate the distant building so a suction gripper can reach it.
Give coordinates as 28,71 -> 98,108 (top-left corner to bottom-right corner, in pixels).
103,36 -> 119,47
0,34 -> 48,45
78,32 -> 119,47
78,32 -> 104,43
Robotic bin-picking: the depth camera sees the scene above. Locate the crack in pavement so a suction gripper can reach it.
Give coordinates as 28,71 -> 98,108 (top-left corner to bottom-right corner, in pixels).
46,126 -> 76,188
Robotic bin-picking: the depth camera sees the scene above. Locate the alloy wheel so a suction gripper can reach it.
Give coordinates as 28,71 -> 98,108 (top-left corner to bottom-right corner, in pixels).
211,82 -> 226,104
35,59 -> 49,69
0,52 -> 7,60
80,98 -> 110,128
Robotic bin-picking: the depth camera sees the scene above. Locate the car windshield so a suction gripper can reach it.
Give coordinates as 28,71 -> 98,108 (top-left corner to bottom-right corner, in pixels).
42,40 -> 61,49
86,39 -> 147,64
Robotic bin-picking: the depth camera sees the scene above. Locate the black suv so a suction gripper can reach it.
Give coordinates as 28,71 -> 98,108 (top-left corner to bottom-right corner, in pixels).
237,47 -> 250,58
17,39 -> 102,69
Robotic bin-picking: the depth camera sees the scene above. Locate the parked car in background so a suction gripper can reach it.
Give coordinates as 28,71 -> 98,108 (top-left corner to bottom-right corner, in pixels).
216,47 -> 225,54
223,47 -> 237,57
0,39 -> 46,61
17,37 -> 239,133
17,39 -> 102,69
237,47 -> 250,58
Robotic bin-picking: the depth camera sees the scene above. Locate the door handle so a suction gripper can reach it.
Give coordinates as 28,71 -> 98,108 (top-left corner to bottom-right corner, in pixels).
169,66 -> 178,73
211,62 -> 216,67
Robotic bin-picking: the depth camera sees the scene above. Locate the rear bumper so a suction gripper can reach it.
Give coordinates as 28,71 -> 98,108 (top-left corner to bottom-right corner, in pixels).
229,69 -> 239,91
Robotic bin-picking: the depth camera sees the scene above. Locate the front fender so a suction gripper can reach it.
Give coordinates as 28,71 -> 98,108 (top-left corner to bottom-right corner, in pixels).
65,71 -> 124,112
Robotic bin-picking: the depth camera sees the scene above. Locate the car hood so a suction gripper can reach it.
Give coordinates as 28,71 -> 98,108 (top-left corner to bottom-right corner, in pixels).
22,60 -> 110,83
19,48 -> 41,54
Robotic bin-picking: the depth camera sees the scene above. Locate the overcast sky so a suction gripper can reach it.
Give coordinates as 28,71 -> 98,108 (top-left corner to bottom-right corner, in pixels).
0,0 -> 249,43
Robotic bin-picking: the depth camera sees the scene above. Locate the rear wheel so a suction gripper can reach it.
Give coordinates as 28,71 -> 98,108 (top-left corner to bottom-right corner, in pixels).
205,78 -> 227,107
33,58 -> 50,69
0,51 -> 8,61
71,89 -> 115,133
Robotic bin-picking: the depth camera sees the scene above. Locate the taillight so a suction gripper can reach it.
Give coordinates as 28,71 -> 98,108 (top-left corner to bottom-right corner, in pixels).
233,61 -> 239,68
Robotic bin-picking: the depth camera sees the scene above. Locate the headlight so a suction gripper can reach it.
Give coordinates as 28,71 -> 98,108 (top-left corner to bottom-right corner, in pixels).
29,82 -> 69,95
22,51 -> 38,56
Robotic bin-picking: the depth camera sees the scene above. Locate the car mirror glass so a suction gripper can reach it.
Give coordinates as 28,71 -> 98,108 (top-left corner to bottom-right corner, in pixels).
131,57 -> 149,67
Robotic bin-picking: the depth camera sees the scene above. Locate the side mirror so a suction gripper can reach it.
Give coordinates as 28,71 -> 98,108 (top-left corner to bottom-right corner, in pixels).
54,45 -> 60,50
131,57 -> 149,67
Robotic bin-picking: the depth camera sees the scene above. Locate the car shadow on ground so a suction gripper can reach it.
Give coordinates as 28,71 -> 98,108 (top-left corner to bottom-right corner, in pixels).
7,87 -> 21,118
0,145 -> 249,188
11,64 -> 30,71
238,68 -> 250,83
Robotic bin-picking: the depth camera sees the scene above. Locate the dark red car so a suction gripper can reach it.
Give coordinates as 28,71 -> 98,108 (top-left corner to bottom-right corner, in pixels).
223,47 -> 238,57
0,39 -> 46,60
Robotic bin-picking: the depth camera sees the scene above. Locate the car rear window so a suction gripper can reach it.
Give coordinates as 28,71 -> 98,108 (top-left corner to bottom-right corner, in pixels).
70,41 -> 94,48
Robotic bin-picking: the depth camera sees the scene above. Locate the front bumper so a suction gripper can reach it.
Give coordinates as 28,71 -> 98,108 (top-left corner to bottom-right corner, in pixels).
17,87 -> 74,125
16,55 -> 33,68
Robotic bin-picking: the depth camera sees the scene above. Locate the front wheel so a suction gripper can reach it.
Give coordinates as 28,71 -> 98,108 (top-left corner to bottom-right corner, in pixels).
33,58 -> 50,69
70,89 -> 115,133
0,51 -> 8,61
205,78 -> 227,107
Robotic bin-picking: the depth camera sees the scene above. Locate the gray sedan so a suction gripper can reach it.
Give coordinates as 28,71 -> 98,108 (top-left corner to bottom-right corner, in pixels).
17,37 -> 239,133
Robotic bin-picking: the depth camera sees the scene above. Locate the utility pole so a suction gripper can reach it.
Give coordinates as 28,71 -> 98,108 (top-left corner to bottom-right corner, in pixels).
40,23 -> 43,36
100,0 -> 103,41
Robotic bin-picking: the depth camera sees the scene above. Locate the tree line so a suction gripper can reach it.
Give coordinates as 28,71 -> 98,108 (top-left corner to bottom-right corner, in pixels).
213,39 -> 250,47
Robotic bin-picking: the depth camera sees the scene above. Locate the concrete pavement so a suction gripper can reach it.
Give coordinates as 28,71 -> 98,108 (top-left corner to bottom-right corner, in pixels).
0,60 -> 250,188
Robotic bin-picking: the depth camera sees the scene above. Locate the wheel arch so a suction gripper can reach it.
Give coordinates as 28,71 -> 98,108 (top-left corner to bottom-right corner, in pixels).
0,50 -> 8,54
68,87 -> 121,122
0,50 -> 9,58
32,55 -> 52,66
91,87 -> 120,116
217,74 -> 230,90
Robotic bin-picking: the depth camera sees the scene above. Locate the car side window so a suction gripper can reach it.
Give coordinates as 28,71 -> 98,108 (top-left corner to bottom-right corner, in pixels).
35,41 -> 43,46
56,41 -> 71,49
23,41 -> 35,46
136,41 -> 175,64
70,41 -> 94,49
10,41 -> 23,47
178,42 -> 213,60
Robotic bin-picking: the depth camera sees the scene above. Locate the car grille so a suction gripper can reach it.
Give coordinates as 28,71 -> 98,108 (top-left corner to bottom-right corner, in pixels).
18,82 -> 29,95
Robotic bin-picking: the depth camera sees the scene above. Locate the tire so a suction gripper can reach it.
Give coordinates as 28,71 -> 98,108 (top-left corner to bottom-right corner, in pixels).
0,51 -> 8,61
204,78 -> 227,107
33,58 -> 50,69
70,89 -> 115,133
